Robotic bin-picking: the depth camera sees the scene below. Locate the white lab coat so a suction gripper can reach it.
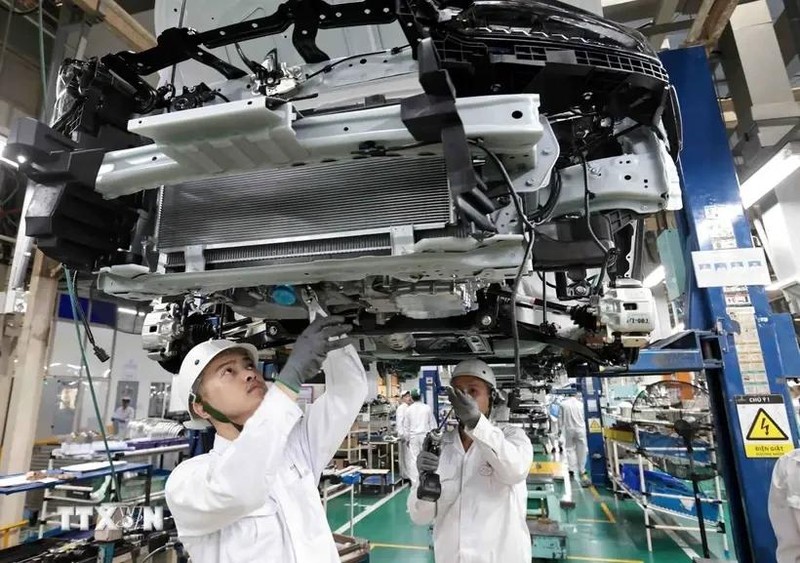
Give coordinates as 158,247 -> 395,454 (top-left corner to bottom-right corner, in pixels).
112,406 -> 135,437
165,346 -> 367,563
404,401 -> 436,483
407,415 -> 533,563
559,396 -> 587,474
396,402 -> 410,478
769,448 -> 800,563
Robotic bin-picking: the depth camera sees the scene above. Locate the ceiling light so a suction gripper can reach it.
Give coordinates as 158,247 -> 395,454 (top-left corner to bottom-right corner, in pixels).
117,307 -> 139,315
0,156 -> 18,170
644,265 -> 665,288
740,142 -> 800,209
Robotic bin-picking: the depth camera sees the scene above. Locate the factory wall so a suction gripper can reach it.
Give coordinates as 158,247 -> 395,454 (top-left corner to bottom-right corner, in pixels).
36,313 -> 173,440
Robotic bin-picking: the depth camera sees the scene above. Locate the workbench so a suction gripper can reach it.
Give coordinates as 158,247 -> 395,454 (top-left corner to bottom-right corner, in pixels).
0,462 -> 154,540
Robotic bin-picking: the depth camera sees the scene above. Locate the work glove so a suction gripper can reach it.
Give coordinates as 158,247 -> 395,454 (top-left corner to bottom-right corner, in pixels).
447,387 -> 482,430
417,451 -> 440,473
278,316 -> 353,392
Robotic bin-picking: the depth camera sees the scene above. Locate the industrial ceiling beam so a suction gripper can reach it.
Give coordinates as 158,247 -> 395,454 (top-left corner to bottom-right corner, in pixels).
649,0 -> 682,48
684,0 -> 740,47
602,0 -> 660,23
71,0 -> 156,52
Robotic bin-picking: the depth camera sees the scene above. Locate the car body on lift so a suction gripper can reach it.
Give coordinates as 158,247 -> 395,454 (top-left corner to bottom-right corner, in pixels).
5,0 -> 680,376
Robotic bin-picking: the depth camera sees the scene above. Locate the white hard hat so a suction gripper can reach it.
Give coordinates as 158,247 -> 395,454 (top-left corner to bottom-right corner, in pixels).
171,340 -> 259,430
451,359 -> 496,390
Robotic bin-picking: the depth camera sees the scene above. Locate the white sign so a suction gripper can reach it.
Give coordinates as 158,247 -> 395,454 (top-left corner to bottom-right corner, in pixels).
735,395 -> 794,458
691,248 -> 771,288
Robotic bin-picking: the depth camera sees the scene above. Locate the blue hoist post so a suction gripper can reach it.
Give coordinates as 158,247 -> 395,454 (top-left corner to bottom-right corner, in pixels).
420,366 -> 443,423
581,377 -> 607,486
659,46 -> 800,563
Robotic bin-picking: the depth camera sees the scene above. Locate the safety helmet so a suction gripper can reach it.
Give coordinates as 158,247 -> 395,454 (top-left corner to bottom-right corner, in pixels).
170,340 -> 259,430
451,359 -> 496,390
401,390 -> 411,397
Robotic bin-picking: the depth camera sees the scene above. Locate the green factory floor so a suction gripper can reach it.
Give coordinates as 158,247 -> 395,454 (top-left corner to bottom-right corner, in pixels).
325,469 -> 735,562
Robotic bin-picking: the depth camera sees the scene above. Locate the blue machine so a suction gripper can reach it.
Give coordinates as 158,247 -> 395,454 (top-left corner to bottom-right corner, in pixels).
419,366 -> 443,423
586,46 -> 800,563
663,46 -> 800,563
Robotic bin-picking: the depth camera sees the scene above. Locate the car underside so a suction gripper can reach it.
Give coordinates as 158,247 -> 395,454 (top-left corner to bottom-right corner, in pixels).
5,0 -> 682,379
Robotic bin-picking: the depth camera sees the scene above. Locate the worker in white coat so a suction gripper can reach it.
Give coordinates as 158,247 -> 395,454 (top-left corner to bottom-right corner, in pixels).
559,387 -> 590,486
769,448 -> 800,562
111,397 -> 135,437
395,390 -> 412,479
407,360 -> 533,563
403,389 -> 436,484
165,316 -> 367,563
547,395 -> 563,455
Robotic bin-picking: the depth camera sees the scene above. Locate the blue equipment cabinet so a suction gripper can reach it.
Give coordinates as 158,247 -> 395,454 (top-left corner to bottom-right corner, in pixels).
657,46 -> 800,563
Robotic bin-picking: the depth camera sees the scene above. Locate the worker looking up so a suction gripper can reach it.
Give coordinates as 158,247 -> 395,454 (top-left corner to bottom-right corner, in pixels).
403,389 -> 436,484
407,360 -> 533,563
165,317 -> 367,563
396,390 -> 412,480
559,387 -> 590,486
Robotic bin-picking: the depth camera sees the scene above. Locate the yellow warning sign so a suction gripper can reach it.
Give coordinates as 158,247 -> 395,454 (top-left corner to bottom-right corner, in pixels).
588,418 -> 602,434
744,443 -> 794,458
736,394 -> 796,459
746,408 -> 790,441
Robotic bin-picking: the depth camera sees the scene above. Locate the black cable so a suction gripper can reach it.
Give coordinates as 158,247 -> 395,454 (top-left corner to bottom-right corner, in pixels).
581,155 -> 610,294
213,91 -> 230,103
468,140 -> 534,231
71,272 -> 110,363
511,233 -> 535,386
531,167 -> 562,223
537,271 -> 558,290
612,122 -> 645,139
542,268 -> 548,327
305,45 -> 410,81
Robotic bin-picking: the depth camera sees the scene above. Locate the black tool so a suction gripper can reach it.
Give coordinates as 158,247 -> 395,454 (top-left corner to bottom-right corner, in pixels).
416,410 -> 452,501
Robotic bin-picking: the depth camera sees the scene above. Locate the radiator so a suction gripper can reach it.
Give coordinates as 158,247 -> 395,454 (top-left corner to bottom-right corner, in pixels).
157,156 -> 455,270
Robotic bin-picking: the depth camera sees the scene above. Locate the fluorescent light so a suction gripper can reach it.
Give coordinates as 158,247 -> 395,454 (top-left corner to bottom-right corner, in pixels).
0,156 -> 18,170
644,265 -> 665,288
740,143 -> 800,209
117,307 -> 139,315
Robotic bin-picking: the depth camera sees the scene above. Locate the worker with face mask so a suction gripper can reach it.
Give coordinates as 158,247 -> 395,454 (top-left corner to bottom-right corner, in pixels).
165,316 -> 366,563
559,387 -> 590,486
769,448 -> 800,562
396,390 -> 412,480
407,360 -> 533,563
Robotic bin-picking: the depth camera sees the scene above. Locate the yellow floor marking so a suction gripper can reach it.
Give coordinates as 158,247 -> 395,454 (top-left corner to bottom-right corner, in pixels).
600,502 -> 618,524
589,485 -> 617,523
530,461 -> 563,475
370,542 -> 430,551
567,557 -> 643,563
